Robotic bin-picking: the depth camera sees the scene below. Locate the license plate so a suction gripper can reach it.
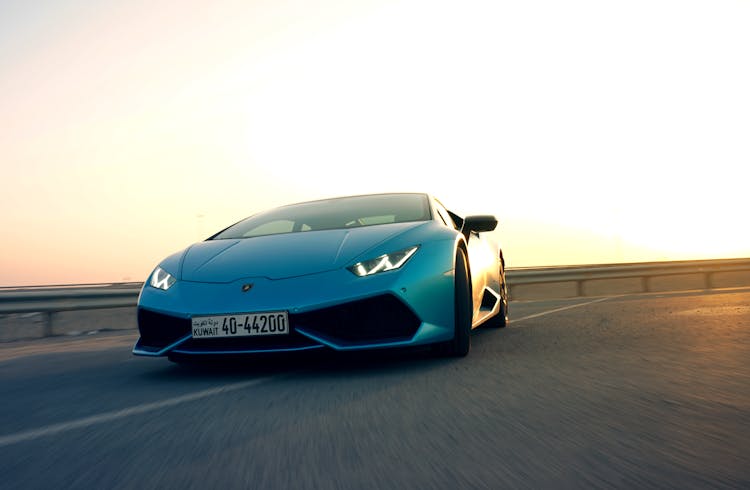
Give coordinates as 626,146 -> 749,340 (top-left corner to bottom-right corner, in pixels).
191,311 -> 289,338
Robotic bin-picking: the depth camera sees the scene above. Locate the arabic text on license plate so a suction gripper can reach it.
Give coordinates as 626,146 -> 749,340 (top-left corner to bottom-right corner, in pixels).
191,312 -> 289,338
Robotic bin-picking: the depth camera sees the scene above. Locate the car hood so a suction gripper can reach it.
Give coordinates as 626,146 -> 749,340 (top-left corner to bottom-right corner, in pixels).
179,221 -> 425,282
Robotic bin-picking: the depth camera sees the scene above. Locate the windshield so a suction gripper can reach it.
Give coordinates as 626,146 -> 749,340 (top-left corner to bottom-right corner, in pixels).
211,193 -> 432,240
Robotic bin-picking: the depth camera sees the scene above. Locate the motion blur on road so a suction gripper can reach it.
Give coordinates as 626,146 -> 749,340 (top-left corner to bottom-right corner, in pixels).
1,289 -> 749,489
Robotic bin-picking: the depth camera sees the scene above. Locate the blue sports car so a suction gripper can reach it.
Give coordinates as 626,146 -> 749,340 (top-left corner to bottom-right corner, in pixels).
133,193 -> 508,361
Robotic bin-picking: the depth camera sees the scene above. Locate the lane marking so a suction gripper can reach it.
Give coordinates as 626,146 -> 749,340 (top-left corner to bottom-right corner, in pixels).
512,296 -> 613,324
0,377 -> 274,448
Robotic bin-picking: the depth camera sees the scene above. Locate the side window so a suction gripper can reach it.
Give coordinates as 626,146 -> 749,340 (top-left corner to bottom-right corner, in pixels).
434,201 -> 457,230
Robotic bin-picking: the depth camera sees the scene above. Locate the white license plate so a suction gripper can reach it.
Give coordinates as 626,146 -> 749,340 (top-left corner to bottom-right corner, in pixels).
191,311 -> 289,338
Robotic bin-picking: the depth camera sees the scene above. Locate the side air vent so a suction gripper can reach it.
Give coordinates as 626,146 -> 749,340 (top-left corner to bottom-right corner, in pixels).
480,288 -> 499,311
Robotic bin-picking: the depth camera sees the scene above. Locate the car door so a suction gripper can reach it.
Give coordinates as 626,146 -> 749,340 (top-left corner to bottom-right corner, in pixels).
434,200 -> 497,323
465,230 -> 499,322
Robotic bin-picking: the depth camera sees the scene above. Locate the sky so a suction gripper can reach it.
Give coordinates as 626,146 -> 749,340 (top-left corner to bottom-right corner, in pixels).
1,0 -> 749,286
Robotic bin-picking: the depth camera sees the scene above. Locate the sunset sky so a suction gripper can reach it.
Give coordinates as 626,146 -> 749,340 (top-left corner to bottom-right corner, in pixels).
1,0 -> 749,286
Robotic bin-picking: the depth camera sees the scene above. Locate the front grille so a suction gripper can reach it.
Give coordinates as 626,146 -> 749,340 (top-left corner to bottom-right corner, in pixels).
291,294 -> 421,345
137,294 -> 421,352
138,308 -> 319,352
138,309 -> 191,349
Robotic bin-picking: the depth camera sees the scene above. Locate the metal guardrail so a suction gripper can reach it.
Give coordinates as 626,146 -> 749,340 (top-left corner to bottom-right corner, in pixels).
0,283 -> 143,314
1,258 -> 749,315
507,257 -> 750,297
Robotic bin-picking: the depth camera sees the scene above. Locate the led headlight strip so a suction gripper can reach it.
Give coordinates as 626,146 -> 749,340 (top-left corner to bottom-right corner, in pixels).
349,246 -> 419,277
150,266 -> 176,290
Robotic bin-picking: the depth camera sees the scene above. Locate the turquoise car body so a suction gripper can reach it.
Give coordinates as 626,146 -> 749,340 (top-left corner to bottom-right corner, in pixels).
133,193 -> 505,358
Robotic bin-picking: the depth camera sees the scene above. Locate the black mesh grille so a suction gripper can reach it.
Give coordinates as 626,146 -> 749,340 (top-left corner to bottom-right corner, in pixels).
137,309 -> 192,349
291,294 -> 420,345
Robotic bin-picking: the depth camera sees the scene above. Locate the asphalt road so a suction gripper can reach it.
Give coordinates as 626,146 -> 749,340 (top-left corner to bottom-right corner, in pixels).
1,289 -> 748,489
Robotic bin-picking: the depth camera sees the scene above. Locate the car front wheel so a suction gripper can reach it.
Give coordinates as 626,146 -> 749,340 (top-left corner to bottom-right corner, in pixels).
438,248 -> 472,357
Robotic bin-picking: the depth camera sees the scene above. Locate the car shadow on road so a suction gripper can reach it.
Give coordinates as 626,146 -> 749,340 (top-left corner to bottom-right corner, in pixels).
137,326 -> 508,383
140,347 -> 479,384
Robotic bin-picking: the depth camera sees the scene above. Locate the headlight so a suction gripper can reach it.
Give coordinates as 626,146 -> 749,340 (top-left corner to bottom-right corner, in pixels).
149,266 -> 176,290
348,246 -> 419,277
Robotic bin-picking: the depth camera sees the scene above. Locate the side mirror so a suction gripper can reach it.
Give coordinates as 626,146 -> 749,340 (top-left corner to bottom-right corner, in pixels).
462,215 -> 498,234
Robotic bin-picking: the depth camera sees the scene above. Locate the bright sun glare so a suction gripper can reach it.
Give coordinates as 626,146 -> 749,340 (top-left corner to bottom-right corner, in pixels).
0,0 -> 749,285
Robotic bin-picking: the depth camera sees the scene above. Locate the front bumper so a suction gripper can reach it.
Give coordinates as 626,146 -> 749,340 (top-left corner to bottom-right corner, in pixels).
134,293 -> 424,356
133,248 -> 456,357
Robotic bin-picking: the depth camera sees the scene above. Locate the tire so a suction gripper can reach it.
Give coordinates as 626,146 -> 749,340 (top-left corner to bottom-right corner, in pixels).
487,276 -> 509,328
438,248 -> 472,357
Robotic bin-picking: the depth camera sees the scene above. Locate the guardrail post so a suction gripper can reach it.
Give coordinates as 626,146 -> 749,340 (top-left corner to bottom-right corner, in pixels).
576,281 -> 584,297
642,277 -> 650,293
706,272 -> 713,290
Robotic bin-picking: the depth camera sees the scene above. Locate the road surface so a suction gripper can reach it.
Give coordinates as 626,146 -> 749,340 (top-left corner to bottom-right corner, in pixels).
1,289 -> 748,489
